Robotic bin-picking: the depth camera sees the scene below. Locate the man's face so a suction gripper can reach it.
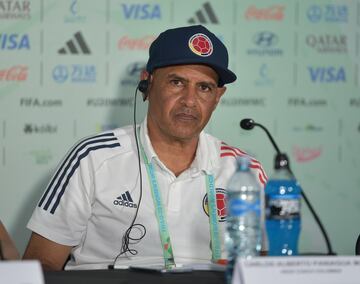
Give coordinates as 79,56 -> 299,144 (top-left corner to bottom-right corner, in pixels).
146,64 -> 226,142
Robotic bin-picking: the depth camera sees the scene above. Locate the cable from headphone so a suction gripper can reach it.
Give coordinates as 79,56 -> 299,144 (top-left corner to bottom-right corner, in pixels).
111,82 -> 147,268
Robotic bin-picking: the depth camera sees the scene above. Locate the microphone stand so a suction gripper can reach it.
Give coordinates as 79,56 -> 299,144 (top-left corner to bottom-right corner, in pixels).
241,119 -> 336,256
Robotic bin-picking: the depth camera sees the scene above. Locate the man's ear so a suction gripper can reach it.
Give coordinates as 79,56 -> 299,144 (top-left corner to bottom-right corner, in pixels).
140,70 -> 149,81
213,86 -> 226,109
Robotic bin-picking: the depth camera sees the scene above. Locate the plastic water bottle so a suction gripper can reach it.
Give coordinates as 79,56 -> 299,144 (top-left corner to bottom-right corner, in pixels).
265,153 -> 301,256
225,156 -> 262,284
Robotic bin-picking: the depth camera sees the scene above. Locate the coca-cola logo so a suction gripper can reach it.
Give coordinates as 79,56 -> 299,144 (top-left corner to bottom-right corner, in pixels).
117,35 -> 156,50
245,5 -> 285,21
0,65 -> 28,81
293,145 -> 322,163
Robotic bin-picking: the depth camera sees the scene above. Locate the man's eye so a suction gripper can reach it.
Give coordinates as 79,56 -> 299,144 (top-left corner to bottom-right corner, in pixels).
199,84 -> 212,92
170,79 -> 183,86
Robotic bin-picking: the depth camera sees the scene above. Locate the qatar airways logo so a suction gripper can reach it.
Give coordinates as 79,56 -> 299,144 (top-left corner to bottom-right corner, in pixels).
245,5 -> 285,21
0,65 -> 28,81
306,34 -> 347,54
293,145 -> 322,163
117,35 -> 156,50
0,0 -> 31,20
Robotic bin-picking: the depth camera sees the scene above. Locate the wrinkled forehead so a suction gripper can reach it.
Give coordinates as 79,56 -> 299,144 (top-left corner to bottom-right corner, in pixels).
152,64 -> 220,84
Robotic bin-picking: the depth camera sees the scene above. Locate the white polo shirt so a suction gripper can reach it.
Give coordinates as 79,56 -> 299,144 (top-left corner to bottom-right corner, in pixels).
27,118 -> 267,270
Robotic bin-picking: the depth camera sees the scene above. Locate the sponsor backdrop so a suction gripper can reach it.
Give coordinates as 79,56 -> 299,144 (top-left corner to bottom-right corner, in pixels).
0,0 -> 359,255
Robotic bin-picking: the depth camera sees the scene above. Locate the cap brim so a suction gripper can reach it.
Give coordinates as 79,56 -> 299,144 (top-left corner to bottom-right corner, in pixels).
149,58 -> 237,87
210,65 -> 237,86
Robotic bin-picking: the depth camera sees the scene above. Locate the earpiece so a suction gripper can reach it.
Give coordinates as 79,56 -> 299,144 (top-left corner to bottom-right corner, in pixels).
137,79 -> 149,101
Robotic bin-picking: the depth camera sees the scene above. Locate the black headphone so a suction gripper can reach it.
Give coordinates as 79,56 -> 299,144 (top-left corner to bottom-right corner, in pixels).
137,79 -> 149,101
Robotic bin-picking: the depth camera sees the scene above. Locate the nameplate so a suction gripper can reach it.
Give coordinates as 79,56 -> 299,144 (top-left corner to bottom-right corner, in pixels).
0,260 -> 44,284
232,256 -> 360,284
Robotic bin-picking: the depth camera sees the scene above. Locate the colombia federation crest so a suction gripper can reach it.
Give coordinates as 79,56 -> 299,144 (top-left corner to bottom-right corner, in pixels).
202,188 -> 227,222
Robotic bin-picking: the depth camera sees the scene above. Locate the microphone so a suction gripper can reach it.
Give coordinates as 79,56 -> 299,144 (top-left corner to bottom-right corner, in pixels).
240,118 -> 281,156
240,118 -> 336,256
240,118 -> 255,130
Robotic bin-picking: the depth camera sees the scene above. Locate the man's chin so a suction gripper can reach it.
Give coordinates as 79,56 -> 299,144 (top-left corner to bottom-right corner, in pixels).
170,128 -> 201,142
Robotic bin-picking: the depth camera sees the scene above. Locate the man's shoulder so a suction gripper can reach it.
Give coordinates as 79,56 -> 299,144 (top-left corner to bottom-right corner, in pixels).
68,125 -> 136,164
202,132 -> 257,163
210,137 -> 267,186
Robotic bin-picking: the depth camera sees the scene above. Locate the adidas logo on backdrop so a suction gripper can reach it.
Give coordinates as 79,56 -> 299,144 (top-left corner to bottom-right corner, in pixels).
113,191 -> 137,208
188,2 -> 219,24
58,31 -> 91,55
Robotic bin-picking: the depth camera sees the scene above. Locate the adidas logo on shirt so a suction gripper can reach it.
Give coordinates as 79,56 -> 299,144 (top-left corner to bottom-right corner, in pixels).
113,191 -> 137,208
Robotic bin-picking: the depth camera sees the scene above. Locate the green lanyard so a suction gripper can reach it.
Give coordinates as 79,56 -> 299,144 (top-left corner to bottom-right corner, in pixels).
138,131 -> 221,268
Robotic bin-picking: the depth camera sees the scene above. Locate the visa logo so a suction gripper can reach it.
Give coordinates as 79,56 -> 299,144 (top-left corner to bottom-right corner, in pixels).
308,66 -> 346,82
121,4 -> 161,20
0,34 -> 30,50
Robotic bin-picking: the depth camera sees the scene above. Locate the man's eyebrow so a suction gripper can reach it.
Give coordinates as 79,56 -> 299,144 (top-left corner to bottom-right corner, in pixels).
166,73 -> 217,87
200,81 -> 217,88
166,73 -> 188,82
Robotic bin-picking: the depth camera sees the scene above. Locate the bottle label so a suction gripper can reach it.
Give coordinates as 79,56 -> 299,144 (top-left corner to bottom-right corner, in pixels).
266,195 -> 300,219
228,198 -> 260,217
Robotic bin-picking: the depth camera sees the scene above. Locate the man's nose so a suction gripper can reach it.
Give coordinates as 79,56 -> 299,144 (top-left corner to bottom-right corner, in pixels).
180,85 -> 197,107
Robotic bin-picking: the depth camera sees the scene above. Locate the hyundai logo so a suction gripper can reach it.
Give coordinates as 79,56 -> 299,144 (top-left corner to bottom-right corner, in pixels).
253,31 -> 278,48
126,62 -> 146,77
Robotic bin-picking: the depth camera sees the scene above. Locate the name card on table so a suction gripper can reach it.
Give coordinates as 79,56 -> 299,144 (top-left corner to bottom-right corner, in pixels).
0,260 -> 44,284
232,256 -> 360,284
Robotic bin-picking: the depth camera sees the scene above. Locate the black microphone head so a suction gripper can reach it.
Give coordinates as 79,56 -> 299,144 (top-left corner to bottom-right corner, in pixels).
240,118 -> 255,130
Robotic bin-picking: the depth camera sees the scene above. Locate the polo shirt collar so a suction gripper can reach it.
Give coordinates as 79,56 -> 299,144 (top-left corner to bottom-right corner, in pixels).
193,130 -> 219,175
139,116 -> 219,176
139,116 -> 158,162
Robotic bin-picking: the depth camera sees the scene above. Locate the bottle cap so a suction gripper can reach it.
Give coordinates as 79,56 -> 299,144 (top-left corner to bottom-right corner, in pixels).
236,155 -> 250,171
274,153 -> 290,170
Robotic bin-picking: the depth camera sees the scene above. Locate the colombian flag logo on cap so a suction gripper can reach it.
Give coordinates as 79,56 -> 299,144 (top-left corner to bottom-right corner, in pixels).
188,33 -> 213,57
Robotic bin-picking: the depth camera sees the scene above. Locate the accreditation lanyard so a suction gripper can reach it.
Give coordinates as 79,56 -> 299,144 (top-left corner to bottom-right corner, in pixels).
138,134 -> 222,268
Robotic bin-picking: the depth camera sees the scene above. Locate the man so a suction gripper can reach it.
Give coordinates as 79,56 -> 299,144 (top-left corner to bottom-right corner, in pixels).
0,220 -> 19,260
23,25 -> 266,270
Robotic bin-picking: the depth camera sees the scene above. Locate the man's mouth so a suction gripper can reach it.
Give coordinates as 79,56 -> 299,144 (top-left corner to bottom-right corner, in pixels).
175,112 -> 198,121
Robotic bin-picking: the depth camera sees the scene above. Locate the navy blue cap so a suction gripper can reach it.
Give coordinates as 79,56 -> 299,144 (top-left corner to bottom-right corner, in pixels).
146,25 -> 237,87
